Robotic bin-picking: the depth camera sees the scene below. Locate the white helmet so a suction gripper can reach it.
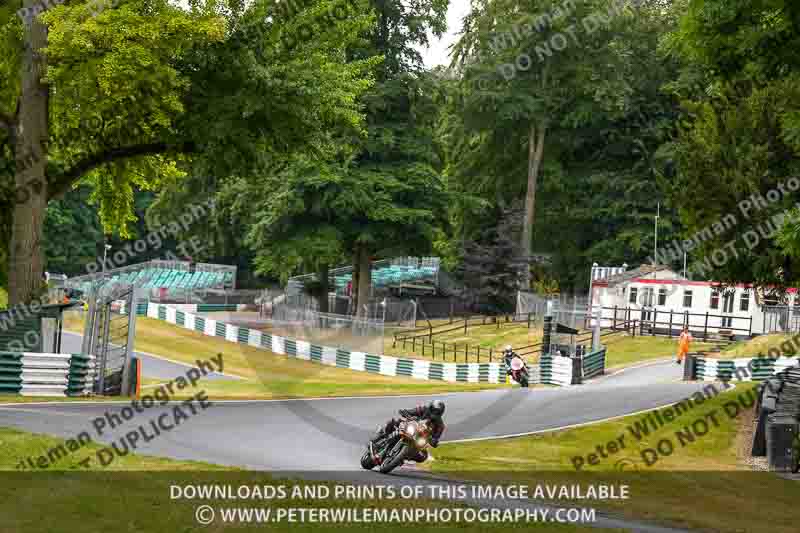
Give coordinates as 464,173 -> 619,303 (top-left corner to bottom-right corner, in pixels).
504,345 -> 513,352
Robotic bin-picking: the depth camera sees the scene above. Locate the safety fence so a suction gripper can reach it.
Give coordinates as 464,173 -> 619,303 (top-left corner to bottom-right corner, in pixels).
751,366 -> 800,471
146,303 -> 505,384
392,314 -> 539,363
600,306 -> 752,341
0,352 -> 95,396
692,355 -> 800,382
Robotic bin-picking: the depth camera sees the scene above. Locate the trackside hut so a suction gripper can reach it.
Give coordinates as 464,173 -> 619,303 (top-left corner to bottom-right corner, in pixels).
589,265 -> 790,338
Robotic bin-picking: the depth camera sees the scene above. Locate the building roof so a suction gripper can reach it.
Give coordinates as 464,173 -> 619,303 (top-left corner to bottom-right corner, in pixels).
599,264 -> 677,287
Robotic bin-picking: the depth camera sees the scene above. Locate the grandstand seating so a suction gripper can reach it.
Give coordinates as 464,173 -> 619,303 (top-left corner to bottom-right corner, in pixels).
333,264 -> 437,294
70,268 -> 234,294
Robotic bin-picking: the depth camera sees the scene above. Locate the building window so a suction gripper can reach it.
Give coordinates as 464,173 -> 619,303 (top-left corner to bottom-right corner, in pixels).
683,290 -> 693,308
629,287 -> 638,305
740,292 -> 750,312
658,287 -> 667,306
710,289 -> 720,310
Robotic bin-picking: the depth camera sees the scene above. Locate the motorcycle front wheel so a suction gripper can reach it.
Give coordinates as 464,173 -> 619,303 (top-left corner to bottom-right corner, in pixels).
361,449 -> 375,470
379,440 -> 409,474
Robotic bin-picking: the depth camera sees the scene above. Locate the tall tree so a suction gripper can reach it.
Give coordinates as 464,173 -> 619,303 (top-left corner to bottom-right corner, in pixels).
452,0 -> 640,287
231,0 -> 451,317
662,0 -> 800,288
0,0 -> 373,304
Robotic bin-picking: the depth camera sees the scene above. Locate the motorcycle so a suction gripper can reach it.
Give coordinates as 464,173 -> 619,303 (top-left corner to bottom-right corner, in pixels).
361,418 -> 432,474
508,355 -> 530,387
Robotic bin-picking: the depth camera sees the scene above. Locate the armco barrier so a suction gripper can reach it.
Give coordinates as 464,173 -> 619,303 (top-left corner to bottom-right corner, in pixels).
695,355 -> 800,382
0,352 -> 95,396
147,303 -> 504,384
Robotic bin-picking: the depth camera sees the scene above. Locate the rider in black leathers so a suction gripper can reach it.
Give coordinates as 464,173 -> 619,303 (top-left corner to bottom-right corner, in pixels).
372,400 -> 446,463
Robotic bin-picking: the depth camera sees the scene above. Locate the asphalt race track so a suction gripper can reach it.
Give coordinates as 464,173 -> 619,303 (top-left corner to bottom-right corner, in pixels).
0,358 -> 706,532
0,358 -> 703,470
60,331 -> 236,381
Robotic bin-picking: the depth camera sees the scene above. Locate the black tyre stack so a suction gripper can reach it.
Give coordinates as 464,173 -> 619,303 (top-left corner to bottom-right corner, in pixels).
752,367 -> 800,472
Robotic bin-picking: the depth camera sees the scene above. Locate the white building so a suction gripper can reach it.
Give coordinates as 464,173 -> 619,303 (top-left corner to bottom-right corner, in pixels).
589,264 -> 798,339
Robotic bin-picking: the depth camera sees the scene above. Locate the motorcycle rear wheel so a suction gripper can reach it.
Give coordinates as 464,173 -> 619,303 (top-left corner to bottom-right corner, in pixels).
379,441 -> 409,474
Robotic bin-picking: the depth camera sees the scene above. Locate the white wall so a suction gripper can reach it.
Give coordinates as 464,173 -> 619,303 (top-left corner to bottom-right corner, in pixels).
595,281 -> 759,336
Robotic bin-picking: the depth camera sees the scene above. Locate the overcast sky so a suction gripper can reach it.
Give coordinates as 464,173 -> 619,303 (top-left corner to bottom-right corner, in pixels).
417,0 -> 471,68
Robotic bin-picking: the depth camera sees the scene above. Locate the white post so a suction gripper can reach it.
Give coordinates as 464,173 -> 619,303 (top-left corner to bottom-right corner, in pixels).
653,202 -> 660,269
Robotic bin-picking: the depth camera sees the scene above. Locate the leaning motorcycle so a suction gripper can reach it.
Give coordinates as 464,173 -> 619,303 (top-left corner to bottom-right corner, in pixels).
509,356 -> 530,387
361,419 -> 431,474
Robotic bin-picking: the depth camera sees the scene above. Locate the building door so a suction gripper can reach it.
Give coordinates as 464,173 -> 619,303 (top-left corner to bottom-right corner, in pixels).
721,290 -> 734,328
639,287 -> 654,324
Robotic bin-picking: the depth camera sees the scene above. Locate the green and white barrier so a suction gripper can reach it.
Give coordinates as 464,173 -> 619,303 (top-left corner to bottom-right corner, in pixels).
148,303 -> 504,384
120,302 -> 244,316
539,353 -> 574,387
695,355 -> 800,381
581,348 -> 607,380
0,352 -> 95,396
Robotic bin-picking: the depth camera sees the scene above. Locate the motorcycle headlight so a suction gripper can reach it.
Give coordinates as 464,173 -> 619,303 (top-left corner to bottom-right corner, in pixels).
416,437 -> 427,448
406,423 -> 417,436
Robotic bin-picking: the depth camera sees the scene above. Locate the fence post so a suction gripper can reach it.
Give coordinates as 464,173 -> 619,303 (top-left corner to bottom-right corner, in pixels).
489,347 -> 493,362
412,337 -> 415,352
653,309 -> 657,336
669,310 -> 673,338
465,343 -> 469,362
527,312 -> 531,328
749,316 -> 753,337
704,312 -> 709,341
477,345 -> 480,362
432,341 -> 435,359
613,305 -> 617,330
464,319 -> 467,335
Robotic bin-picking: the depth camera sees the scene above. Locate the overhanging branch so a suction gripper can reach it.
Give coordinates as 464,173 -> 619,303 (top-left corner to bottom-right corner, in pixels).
47,141 -> 195,200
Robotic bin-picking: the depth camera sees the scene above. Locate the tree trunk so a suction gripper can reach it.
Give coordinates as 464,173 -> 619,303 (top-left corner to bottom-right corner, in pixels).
8,8 -> 50,306
521,122 -> 546,290
350,246 -> 359,314
356,246 -> 372,319
318,263 -> 329,314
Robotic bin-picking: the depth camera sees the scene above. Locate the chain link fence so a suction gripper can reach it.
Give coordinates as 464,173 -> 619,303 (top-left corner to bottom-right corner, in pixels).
516,291 -> 593,331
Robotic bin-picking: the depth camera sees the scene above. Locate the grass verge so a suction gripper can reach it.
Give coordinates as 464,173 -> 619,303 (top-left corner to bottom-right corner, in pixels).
720,333 -> 800,357
0,425 -> 607,532
429,383 -> 800,533
63,314 -> 505,400
602,334 -> 715,368
140,376 -> 506,400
